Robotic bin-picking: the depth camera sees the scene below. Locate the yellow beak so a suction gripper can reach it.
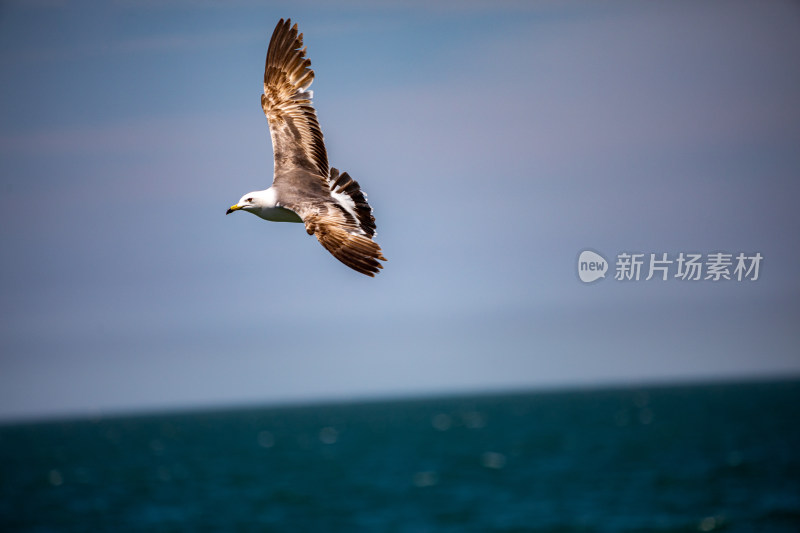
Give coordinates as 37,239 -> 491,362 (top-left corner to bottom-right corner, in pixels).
226,204 -> 242,215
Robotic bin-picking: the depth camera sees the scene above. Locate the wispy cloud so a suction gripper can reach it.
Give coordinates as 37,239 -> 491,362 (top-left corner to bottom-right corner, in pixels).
349,0 -> 800,172
0,114 -> 227,155
0,29 -> 262,65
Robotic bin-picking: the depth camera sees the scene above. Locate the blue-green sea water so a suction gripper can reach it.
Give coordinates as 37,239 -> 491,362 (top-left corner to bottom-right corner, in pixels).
1,380 -> 799,532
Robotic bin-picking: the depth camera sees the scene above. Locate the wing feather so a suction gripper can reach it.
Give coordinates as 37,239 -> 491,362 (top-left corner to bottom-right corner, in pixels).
263,19 -> 329,183
295,202 -> 387,277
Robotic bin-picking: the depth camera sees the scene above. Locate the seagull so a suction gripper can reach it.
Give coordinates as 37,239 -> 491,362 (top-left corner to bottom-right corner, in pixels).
226,18 -> 386,277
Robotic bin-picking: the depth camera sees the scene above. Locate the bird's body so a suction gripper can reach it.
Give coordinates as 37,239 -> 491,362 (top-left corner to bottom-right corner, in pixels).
227,18 -> 386,276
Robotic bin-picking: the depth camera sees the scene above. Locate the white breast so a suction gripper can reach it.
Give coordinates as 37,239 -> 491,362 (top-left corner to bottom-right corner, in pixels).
256,205 -> 303,223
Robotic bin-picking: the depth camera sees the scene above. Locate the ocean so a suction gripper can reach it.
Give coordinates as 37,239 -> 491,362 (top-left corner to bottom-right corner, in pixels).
1,380 -> 798,532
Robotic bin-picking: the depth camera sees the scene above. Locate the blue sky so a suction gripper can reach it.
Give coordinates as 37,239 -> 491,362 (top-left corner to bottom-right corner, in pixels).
1,0 -> 799,421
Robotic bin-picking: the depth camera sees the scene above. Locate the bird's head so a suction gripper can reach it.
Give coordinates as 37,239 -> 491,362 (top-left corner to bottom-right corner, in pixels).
226,191 -> 262,215
226,189 -> 277,215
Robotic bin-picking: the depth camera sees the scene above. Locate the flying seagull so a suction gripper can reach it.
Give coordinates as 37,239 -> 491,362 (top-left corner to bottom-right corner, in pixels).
226,18 -> 386,276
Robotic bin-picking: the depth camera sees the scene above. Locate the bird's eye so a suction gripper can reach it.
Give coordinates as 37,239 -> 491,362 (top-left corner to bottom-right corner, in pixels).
247,197 -> 253,203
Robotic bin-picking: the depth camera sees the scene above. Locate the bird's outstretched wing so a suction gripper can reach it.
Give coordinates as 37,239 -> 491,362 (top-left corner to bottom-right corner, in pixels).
262,18 -> 329,184
294,198 -> 387,277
